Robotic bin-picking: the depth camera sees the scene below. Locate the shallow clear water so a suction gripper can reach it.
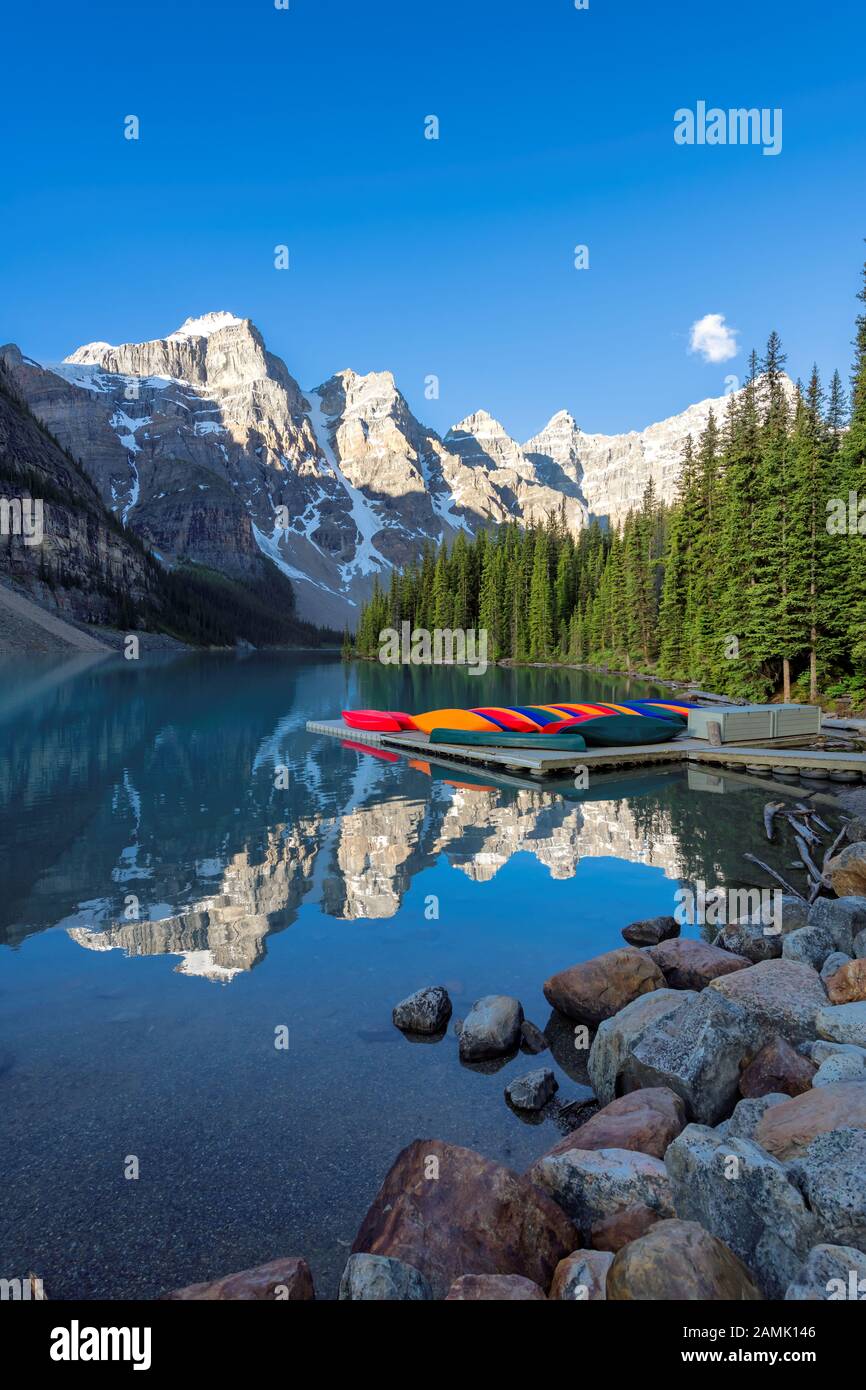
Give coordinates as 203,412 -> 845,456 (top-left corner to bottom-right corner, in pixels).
0,653 -> 826,1299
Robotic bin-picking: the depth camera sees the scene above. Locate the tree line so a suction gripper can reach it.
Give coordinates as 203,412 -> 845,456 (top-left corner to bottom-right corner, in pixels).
353,255 -> 866,703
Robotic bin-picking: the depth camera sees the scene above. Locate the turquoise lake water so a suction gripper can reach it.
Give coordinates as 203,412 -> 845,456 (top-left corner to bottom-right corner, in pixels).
0,653 -> 824,1298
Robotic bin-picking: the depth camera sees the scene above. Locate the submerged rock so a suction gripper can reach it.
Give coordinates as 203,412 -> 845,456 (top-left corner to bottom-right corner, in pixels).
519,1019 -> 549,1054
350,1138 -> 577,1299
163,1256 -> 314,1301
785,1243 -> 866,1300
458,995 -> 523,1061
606,1219 -> 763,1301
445,1274 -> 546,1300
339,1254 -> 432,1301
646,937 -> 750,990
738,1036 -> 816,1099
543,947 -> 665,1027
392,985 -> 452,1035
505,1067 -> 558,1111
587,988 -> 696,1106
622,915 -> 680,947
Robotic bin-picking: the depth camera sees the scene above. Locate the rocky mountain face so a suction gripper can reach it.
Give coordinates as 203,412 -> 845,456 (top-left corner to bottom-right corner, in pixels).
3,312 -> 778,629
0,353 -> 160,626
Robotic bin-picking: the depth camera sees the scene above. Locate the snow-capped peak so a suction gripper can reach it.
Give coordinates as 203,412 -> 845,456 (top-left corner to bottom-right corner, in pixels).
168,312 -> 245,340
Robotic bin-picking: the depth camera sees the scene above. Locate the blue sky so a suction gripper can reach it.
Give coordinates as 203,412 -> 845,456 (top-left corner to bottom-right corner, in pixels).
2,0 -> 865,439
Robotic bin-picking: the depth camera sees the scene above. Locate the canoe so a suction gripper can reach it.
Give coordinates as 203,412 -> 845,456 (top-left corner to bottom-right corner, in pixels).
429,727 -> 587,751
341,699 -> 697,746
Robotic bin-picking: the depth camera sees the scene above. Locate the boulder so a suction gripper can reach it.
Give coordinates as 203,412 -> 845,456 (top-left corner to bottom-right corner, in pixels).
738,1037 -> 816,1099
163,1256 -> 314,1301
816,1000 -> 866,1047
708,958 -> 828,1046
622,915 -> 680,947
392,985 -> 452,1035
827,843 -> 866,897
717,1093 -> 789,1142
714,920 -> 782,964
785,1243 -> 866,1300
543,947 -> 665,1026
350,1139 -> 577,1298
787,1128 -> 866,1252
458,995 -> 523,1061
808,1039 -> 866,1065
754,1082 -> 866,1159
782,924 -> 835,971
534,1088 -> 686,1163
665,1126 -> 817,1298
807,895 -> 866,956
812,1051 -> 866,1086
505,1068 -> 558,1112
587,988 -> 697,1106
548,1249 -> 613,1300
778,895 -> 811,934
626,987 -> 761,1124
855,928 -> 866,959
591,1202 -> 663,1252
520,1019 -> 549,1054
647,938 -> 750,990
444,1274 -> 546,1300
530,1146 -> 674,1241
824,957 -> 866,1004
820,951 -> 853,984
338,1254 -> 433,1301
845,817 -> 866,845
606,1219 -> 763,1301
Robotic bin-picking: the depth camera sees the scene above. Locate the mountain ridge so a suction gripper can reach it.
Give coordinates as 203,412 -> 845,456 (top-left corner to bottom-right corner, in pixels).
2,314 -> 794,629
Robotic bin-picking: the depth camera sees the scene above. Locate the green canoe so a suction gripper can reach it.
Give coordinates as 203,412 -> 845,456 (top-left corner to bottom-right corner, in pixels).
429,727 -> 587,751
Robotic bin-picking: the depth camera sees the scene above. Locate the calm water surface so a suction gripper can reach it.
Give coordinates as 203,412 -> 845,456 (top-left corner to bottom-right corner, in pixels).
0,653 -> 824,1298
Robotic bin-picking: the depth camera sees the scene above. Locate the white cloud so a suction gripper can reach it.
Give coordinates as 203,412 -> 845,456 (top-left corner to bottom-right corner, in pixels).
688,312 -> 739,364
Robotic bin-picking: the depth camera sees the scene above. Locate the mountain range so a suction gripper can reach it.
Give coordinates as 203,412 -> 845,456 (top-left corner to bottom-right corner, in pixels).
1,312 -> 765,631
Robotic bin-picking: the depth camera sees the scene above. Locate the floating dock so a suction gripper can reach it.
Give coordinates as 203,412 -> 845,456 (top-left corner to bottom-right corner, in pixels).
305,719 -> 866,780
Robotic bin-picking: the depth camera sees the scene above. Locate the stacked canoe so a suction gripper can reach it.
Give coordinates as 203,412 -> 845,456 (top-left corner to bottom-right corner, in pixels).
341,700 -> 696,749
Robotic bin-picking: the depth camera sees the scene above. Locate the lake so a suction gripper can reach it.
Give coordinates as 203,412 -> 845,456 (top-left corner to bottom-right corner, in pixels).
0,652 -> 814,1299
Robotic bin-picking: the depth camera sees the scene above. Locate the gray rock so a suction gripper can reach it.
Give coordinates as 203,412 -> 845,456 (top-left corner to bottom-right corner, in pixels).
505,1068 -> 558,1111
816,1001 -> 866,1047
782,924 -> 835,971
458,994 -> 524,1061
785,1243 -> 866,1300
714,920 -> 782,963
531,1146 -> 674,1240
808,1039 -> 866,1065
392,985 -> 452,1035
665,1124 -> 817,1299
716,1093 -> 789,1142
587,988 -> 696,1107
812,1051 -> 866,1086
549,1249 -> 613,1300
338,1253 -> 433,1301
787,1128 -> 866,1252
845,818 -> 866,845
622,915 -> 680,947
779,895 -> 811,934
855,929 -> 866,960
626,988 -> 762,1125
520,1019 -> 549,1054
820,951 -> 853,984
807,896 -> 866,956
